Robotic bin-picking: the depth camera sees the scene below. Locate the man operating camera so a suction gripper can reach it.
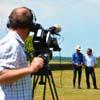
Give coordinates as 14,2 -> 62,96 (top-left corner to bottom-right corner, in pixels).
0,7 -> 44,100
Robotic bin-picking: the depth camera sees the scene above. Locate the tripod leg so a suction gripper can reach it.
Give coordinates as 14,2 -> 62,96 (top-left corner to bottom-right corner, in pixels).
32,75 -> 39,99
49,72 -> 59,100
47,75 -> 55,100
43,75 -> 47,100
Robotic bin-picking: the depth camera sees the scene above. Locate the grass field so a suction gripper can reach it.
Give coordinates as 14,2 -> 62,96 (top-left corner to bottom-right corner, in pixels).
32,68 -> 100,100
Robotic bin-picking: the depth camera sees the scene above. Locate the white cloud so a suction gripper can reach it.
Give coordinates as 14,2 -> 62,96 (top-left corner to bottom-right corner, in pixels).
0,1 -> 10,17
0,0 -> 100,18
89,0 -> 100,3
28,1 -> 64,19
0,0 -> 63,21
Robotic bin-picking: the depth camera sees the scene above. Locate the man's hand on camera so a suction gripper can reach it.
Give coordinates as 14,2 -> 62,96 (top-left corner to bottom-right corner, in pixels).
29,57 -> 44,74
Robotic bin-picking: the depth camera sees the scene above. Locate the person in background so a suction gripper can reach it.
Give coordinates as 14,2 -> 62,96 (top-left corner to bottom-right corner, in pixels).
84,48 -> 97,89
72,45 -> 84,89
0,7 -> 44,100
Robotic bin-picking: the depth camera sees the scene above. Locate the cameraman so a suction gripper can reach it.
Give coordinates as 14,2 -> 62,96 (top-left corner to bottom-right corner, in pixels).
0,7 -> 44,100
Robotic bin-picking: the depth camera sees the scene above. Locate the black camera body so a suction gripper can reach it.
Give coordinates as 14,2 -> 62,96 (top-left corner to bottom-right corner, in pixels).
31,23 -> 61,61
32,24 -> 61,51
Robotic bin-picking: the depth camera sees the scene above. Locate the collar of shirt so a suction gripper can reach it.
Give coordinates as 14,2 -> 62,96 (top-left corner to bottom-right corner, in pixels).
8,30 -> 24,46
85,54 -> 93,58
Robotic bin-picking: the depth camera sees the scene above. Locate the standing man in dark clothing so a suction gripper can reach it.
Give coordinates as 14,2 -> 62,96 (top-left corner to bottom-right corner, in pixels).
84,48 -> 97,89
72,45 -> 84,89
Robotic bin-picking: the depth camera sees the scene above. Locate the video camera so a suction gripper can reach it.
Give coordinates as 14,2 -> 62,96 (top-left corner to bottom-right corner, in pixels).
31,23 -> 61,59
31,24 -> 61,99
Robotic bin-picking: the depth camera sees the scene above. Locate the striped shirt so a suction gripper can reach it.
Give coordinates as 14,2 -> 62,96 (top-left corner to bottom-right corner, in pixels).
0,30 -> 32,100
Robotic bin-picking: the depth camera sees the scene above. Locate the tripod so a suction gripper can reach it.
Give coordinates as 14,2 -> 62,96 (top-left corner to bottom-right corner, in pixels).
32,64 -> 59,100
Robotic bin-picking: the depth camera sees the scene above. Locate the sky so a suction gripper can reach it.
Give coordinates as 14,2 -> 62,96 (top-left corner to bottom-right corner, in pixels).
0,0 -> 100,57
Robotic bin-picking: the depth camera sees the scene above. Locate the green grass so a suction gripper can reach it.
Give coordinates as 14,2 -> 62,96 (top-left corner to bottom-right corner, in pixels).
32,68 -> 100,100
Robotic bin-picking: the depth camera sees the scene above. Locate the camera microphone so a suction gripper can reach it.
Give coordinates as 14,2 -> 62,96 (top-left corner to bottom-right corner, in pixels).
53,24 -> 61,33
49,24 -> 61,36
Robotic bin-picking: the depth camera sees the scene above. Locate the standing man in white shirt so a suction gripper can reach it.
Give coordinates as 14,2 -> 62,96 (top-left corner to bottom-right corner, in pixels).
84,48 -> 97,89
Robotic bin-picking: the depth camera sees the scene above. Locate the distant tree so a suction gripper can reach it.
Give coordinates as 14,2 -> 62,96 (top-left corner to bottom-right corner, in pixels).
25,36 -> 34,61
25,36 -> 33,52
96,57 -> 100,67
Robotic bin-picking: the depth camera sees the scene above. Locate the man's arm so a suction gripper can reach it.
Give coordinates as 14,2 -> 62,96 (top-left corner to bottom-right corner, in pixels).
72,53 -> 75,64
94,56 -> 97,68
0,57 -> 44,84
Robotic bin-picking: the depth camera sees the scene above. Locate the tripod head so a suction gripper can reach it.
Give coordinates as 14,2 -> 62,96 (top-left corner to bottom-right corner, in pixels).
34,49 -> 53,65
